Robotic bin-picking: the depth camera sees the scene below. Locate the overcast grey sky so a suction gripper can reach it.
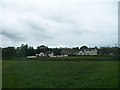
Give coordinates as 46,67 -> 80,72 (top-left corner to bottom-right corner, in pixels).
0,0 -> 119,48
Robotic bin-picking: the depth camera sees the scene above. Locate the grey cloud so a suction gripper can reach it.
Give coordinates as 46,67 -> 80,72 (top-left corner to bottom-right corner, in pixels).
0,0 -> 118,48
21,19 -> 53,40
27,22 -> 44,31
2,31 -> 24,41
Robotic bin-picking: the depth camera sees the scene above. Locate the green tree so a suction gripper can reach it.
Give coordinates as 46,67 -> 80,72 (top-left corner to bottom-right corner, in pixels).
52,48 -> 62,55
2,47 -> 16,58
72,47 -> 79,50
16,44 -> 28,57
27,46 -> 35,56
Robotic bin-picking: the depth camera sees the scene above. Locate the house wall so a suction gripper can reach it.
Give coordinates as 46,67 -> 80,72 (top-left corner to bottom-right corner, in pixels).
48,52 -> 54,57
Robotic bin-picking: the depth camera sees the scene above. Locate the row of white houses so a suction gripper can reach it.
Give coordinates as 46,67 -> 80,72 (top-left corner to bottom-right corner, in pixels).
27,46 -> 98,59
27,52 -> 68,59
76,48 -> 97,55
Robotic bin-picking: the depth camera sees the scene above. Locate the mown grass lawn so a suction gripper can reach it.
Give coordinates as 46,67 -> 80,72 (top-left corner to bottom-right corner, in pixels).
2,57 -> 118,88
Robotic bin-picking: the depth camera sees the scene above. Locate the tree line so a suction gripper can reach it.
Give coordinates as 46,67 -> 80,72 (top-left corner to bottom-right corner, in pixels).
2,44 -> 63,58
1,44 -> 120,58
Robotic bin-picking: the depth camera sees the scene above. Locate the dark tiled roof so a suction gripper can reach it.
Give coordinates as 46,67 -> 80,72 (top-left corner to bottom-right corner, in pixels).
80,46 -> 97,51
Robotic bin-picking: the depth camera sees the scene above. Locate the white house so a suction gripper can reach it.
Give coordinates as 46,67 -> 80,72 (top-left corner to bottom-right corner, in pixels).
84,49 -> 97,55
77,46 -> 97,56
36,52 -> 55,57
36,52 -> 46,57
27,52 -> 46,59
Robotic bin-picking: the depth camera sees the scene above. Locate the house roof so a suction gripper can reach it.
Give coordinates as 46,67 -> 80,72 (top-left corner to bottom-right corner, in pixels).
80,46 -> 88,51
80,46 -> 97,51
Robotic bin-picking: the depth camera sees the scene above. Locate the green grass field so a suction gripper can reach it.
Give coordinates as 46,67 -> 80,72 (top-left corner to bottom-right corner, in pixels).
2,56 -> 118,88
